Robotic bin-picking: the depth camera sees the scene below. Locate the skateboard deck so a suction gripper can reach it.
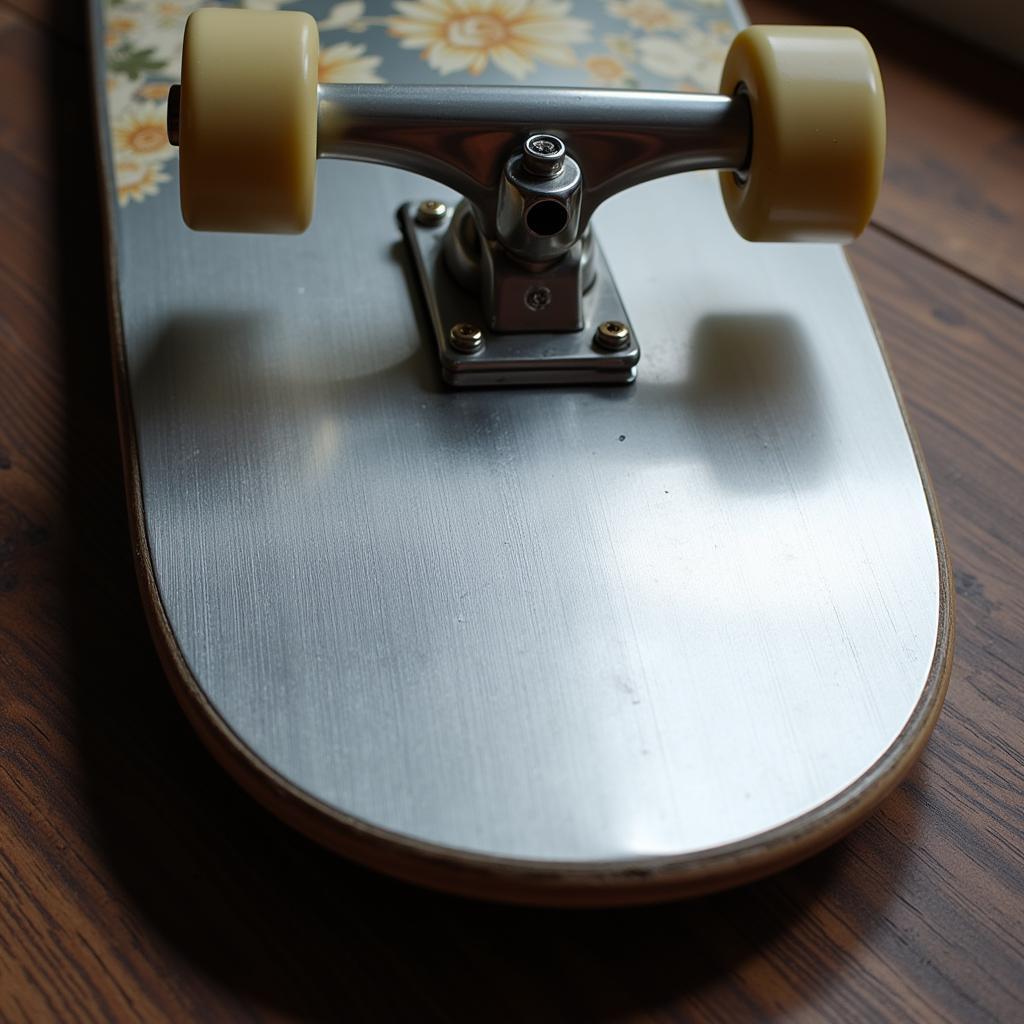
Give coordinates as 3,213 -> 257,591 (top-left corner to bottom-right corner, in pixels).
93,0 -> 952,904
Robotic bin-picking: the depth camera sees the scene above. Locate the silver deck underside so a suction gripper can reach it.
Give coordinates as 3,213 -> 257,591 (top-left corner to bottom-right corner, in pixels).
121,163 -> 940,863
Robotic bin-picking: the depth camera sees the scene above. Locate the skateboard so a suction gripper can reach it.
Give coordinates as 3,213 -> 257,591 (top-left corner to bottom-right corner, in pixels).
93,0 -> 952,905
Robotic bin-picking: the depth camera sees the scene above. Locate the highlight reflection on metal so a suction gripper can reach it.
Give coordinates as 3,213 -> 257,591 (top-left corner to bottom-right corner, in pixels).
123,164 -> 941,863
316,84 -> 752,229
440,198 -> 602,338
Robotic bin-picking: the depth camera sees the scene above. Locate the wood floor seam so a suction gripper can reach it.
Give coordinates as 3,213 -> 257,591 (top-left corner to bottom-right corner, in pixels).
868,222 -> 1024,312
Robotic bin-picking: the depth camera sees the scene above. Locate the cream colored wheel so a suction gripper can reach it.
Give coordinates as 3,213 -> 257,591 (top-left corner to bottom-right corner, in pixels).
720,26 -> 886,243
178,8 -> 319,234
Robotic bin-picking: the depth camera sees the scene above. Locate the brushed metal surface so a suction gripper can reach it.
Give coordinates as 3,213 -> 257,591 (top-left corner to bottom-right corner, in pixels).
119,158 -> 940,863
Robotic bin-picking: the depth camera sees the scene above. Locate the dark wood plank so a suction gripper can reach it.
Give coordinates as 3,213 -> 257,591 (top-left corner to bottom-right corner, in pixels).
0,0 -> 63,36
1,1 -> 1022,1021
747,0 -> 1024,304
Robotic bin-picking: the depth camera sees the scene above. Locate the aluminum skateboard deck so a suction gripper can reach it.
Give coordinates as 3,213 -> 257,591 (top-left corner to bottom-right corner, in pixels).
93,0 -> 952,905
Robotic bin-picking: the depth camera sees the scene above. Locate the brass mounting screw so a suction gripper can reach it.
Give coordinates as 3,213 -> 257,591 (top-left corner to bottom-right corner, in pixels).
449,323 -> 484,354
594,320 -> 631,351
416,199 -> 449,226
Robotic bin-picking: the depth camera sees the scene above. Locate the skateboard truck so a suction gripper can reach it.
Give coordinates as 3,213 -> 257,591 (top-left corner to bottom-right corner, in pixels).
168,10 -> 885,387
360,84 -> 750,384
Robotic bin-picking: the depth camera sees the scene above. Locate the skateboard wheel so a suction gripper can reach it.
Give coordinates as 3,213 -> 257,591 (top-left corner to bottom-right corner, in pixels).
720,26 -> 885,243
178,8 -> 319,233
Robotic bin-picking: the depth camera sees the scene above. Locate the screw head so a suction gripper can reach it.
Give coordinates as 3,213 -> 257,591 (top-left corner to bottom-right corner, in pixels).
416,199 -> 449,227
524,286 -> 552,311
522,134 -> 566,178
594,320 -> 631,351
449,322 -> 484,354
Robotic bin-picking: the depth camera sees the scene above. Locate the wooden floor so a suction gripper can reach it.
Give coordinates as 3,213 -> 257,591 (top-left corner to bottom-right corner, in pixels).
1,0 -> 1021,1020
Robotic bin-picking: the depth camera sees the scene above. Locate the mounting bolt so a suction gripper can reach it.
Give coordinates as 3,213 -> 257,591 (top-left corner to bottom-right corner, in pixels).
449,323 -> 484,354
522,134 -> 566,178
594,320 -> 632,351
416,199 -> 449,227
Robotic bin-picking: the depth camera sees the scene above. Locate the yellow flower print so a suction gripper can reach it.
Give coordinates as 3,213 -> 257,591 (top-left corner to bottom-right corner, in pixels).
320,1 -> 366,31
389,0 -> 590,79
107,72 -> 136,115
606,0 -> 691,33
604,33 -> 636,62
319,41 -> 385,83
136,81 -> 173,101
154,2 -> 193,25
635,29 -> 728,90
116,159 -> 171,207
114,102 -> 175,163
585,54 -> 630,87
105,15 -> 139,48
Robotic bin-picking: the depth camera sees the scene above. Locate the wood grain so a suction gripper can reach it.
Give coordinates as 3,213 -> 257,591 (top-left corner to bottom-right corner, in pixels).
1,0 -> 1022,1020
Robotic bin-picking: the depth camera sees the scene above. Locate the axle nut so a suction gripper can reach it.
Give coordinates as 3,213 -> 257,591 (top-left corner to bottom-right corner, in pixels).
522,134 -> 566,178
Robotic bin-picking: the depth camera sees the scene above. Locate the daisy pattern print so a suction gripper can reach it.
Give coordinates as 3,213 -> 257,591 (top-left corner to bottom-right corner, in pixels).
388,0 -> 590,78
103,0 -> 738,208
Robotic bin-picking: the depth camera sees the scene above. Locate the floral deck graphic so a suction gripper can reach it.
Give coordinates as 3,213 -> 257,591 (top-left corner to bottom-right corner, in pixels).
103,0 -> 737,207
